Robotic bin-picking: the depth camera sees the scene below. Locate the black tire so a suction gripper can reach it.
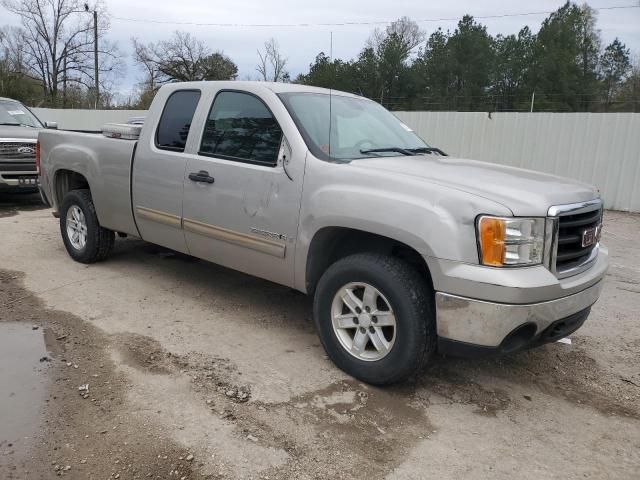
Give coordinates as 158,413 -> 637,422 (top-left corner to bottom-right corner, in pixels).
313,253 -> 436,385
60,189 -> 114,263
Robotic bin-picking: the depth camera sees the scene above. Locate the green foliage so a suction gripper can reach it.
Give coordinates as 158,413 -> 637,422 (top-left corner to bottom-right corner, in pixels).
0,62 -> 40,104
295,53 -> 358,92
446,15 -> 495,111
600,39 -> 631,110
491,27 -> 535,111
1,1 -> 637,112
297,2 -> 638,112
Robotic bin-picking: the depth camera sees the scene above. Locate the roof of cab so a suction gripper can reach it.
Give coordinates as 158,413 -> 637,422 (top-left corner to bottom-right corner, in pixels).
158,80 -> 363,99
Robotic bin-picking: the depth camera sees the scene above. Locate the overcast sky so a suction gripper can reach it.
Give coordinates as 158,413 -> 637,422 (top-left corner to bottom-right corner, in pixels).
2,0 -> 639,99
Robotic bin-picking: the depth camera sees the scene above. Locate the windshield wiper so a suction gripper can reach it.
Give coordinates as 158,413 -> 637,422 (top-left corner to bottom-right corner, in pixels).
359,147 -> 415,156
0,122 -> 21,126
406,147 -> 448,156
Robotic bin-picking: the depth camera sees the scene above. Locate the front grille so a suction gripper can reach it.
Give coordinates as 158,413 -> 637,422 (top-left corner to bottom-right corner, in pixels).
0,162 -> 36,172
554,204 -> 602,275
0,141 -> 37,160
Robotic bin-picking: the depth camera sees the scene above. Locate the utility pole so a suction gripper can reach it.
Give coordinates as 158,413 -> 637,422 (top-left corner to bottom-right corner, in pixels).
85,4 -> 99,109
93,9 -> 99,109
62,47 -> 67,108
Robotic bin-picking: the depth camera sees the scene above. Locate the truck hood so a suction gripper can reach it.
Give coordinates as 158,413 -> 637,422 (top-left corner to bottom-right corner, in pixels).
0,125 -> 40,141
352,155 -> 599,216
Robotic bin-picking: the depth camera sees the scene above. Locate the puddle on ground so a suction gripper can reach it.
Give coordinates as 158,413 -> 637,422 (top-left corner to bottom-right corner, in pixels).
0,322 -> 52,459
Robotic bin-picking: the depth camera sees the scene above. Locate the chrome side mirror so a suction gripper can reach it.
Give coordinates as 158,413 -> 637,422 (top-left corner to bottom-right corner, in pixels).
45,121 -> 58,129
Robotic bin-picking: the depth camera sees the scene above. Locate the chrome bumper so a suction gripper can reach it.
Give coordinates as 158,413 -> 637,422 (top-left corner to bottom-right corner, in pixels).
435,280 -> 604,347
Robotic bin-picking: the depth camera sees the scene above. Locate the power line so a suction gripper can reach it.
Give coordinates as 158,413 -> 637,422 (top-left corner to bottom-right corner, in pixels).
111,4 -> 640,28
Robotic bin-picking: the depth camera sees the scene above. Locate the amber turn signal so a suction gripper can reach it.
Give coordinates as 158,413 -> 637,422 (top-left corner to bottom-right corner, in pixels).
478,217 -> 506,266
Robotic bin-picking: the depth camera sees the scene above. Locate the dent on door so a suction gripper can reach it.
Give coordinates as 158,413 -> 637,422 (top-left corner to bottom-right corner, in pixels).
182,137 -> 292,259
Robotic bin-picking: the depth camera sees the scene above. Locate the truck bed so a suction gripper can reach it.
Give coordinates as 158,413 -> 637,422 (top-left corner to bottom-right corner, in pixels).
38,129 -> 139,236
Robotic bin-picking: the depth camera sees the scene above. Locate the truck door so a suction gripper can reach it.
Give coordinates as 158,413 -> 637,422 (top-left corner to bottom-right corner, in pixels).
131,89 -> 201,253
181,89 -> 305,287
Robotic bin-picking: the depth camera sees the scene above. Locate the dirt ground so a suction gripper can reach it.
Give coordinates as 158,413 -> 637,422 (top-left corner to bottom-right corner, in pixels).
0,192 -> 638,480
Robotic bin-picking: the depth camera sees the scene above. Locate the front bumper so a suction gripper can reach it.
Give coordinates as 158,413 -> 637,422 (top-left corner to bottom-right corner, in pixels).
0,162 -> 39,190
432,247 -> 608,353
436,280 -> 603,352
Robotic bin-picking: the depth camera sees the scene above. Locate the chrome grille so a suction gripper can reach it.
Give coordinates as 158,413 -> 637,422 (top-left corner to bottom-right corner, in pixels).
548,200 -> 603,278
0,141 -> 37,160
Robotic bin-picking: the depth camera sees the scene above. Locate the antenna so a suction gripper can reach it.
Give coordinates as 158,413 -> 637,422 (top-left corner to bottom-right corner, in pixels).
328,31 -> 333,158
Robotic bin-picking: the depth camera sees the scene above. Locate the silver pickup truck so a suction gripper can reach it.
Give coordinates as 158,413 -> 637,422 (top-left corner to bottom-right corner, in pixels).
38,81 -> 608,384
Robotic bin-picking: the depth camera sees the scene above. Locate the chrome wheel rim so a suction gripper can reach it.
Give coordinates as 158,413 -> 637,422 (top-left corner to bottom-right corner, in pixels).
66,205 -> 87,250
331,282 -> 396,362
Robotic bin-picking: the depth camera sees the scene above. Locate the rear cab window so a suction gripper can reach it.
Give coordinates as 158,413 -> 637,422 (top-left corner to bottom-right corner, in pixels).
155,90 -> 201,152
199,91 -> 283,167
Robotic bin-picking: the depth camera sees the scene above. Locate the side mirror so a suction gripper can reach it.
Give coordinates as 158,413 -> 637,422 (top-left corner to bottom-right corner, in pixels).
45,121 -> 58,129
279,136 -> 293,181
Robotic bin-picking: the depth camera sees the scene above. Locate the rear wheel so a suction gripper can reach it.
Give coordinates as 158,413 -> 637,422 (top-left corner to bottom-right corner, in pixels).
60,189 -> 114,263
313,253 -> 435,385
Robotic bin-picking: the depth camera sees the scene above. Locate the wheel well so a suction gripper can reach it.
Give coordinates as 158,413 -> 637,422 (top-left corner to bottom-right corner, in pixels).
54,170 -> 90,206
305,227 -> 432,295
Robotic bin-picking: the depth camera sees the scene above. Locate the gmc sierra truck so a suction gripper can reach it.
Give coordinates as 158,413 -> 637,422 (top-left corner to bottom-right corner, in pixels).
0,97 -> 56,192
37,81 -> 608,385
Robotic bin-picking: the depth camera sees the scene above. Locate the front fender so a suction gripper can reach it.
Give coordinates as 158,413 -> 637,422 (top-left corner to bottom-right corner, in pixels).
294,158 -> 512,292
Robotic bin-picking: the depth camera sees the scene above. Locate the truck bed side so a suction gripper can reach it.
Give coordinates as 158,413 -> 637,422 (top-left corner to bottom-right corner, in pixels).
39,129 -> 139,236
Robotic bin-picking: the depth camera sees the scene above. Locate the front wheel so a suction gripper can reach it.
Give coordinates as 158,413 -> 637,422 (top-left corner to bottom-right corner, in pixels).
60,189 -> 114,263
313,253 -> 436,385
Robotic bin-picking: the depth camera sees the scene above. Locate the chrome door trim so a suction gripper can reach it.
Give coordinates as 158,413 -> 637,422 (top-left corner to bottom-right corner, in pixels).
183,218 -> 286,258
135,206 -> 182,229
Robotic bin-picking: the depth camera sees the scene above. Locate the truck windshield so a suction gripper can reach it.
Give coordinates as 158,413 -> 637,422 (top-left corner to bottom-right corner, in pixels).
278,92 -> 430,162
0,99 -> 43,128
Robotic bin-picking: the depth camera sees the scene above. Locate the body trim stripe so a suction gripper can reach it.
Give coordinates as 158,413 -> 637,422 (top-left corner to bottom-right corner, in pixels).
183,218 -> 286,258
135,206 -> 182,228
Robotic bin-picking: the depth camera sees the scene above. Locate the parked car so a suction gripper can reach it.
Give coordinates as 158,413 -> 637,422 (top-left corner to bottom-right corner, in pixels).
0,97 -> 56,193
37,81 -> 608,385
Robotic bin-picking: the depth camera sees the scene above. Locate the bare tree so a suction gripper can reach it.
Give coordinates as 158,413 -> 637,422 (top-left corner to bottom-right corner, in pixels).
0,0 -> 122,106
256,38 -> 289,82
132,31 -> 237,85
368,16 -> 426,58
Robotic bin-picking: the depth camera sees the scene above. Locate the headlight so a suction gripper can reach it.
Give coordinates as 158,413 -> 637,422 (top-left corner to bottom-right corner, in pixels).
477,216 -> 545,266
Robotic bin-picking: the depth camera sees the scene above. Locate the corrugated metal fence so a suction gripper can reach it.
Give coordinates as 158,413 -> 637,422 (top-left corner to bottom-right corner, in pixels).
32,108 -> 144,132
31,107 -> 640,212
394,112 -> 640,212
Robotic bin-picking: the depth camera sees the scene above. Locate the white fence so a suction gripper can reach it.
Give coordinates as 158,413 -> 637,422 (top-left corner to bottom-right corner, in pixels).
31,108 -> 640,212
32,108 -> 144,131
394,111 -> 640,212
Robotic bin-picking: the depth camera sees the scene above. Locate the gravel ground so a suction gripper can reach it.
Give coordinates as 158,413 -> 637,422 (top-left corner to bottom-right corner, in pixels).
0,192 -> 638,480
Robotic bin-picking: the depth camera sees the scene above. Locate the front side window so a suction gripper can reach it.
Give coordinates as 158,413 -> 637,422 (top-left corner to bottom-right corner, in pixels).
278,92 -> 430,162
155,90 -> 201,152
0,100 -> 43,128
200,91 -> 283,166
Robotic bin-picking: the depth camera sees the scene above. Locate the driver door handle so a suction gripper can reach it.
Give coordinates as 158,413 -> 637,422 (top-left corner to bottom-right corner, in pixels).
188,170 -> 215,184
